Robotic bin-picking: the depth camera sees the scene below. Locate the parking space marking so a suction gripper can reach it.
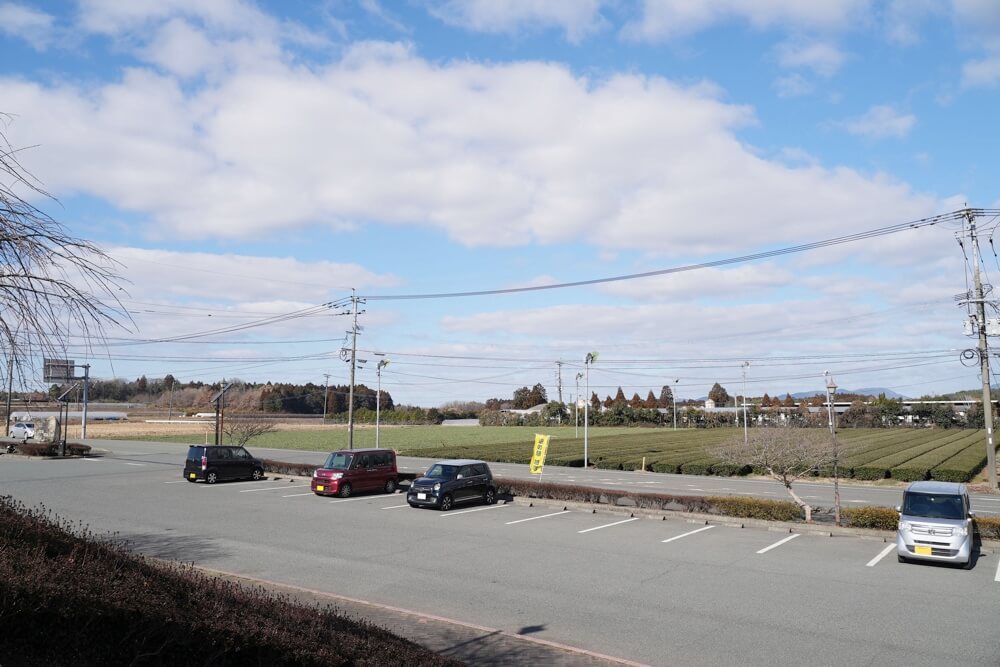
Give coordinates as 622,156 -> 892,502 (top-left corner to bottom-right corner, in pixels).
380,504 -> 410,510
505,510 -> 570,525
866,544 -> 896,567
440,505 -> 508,517
578,517 -> 639,534
282,492 -> 315,498
240,484 -> 309,493
756,534 -> 800,554
123,462 -> 145,466
329,495 -> 384,504
163,480 -> 187,484
83,458 -> 101,462
661,525 -> 715,543
995,557 -> 1000,583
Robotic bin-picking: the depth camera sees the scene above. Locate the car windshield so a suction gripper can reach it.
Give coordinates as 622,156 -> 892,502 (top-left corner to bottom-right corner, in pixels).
425,464 -> 459,479
902,492 -> 965,520
323,452 -> 353,470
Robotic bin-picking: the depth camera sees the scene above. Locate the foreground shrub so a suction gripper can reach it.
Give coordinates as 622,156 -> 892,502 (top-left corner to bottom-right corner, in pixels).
841,506 -> 899,530
0,496 -> 459,667
976,516 -> 1000,540
16,442 -> 57,456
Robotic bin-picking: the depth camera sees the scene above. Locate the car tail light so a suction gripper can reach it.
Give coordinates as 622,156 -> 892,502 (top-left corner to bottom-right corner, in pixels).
201,455 -> 207,471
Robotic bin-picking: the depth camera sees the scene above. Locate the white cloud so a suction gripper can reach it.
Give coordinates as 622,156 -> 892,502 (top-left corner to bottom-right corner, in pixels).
0,2 -> 55,49
427,0 -> 607,42
3,45 -> 946,260
839,105 -> 916,138
961,56 -> 1000,87
775,40 -> 846,76
773,73 -> 815,97
623,0 -> 871,41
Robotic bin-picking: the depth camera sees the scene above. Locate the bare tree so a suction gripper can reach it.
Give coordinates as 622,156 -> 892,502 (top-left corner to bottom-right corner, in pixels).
223,416 -> 277,447
713,428 -> 832,522
1,116 -> 129,386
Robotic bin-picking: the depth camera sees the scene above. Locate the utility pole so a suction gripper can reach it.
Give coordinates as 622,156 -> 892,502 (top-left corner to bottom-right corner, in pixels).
346,289 -> 363,450
4,353 -> 13,434
968,209 -> 998,489
741,361 -> 749,444
555,361 -> 564,404
80,363 -> 90,440
575,372 -> 583,438
322,373 -> 331,423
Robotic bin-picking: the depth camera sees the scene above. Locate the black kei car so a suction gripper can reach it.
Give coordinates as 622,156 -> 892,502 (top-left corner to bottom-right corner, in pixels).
184,445 -> 265,484
407,459 -> 496,511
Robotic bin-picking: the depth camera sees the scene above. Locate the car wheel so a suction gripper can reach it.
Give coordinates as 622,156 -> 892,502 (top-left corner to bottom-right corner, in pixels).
408,502 -> 419,508
484,487 -> 496,505
251,467 -> 264,481
897,553 -> 907,563
439,493 -> 453,511
962,556 -> 975,570
384,479 -> 397,494
338,482 -> 352,498
186,477 -> 197,483
206,471 -> 218,485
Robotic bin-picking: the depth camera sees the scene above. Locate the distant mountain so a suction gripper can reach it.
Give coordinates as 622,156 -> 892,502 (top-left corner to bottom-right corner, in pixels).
789,388 -> 907,400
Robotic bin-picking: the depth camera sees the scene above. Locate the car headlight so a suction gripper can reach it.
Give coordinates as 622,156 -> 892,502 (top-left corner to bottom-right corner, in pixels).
955,525 -> 968,537
330,473 -> 343,480
898,521 -> 910,532
433,482 -> 441,492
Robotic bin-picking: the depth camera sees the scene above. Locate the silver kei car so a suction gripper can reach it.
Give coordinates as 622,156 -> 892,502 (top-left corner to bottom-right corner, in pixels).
896,481 -> 975,568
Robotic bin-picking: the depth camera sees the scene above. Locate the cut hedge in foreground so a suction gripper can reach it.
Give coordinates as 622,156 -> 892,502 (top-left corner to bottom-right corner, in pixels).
0,495 -> 461,667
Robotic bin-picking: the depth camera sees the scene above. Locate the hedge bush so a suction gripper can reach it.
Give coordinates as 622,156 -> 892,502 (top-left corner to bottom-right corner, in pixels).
12,442 -> 91,457
263,458 -> 317,476
0,495 -> 460,666
708,496 -> 802,521
841,506 -> 899,530
976,516 -> 1000,540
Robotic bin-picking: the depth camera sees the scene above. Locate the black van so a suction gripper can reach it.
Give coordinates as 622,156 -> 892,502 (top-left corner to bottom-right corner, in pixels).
184,445 -> 265,484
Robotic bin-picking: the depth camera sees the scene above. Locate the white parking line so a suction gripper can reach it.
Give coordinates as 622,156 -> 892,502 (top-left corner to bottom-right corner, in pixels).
440,505 -> 508,517
83,458 -> 101,462
578,517 -> 639,534
163,480 -> 188,484
123,462 -> 145,467
282,492 -> 316,498
380,504 -> 410,510
240,484 -> 309,493
505,510 -> 570,525
866,544 -> 896,567
662,525 -> 716,543
995,557 -> 1000,583
756,534 -> 801,554
329,495 -> 382,504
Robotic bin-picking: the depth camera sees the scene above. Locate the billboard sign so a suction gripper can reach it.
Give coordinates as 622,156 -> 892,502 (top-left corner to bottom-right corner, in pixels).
43,358 -> 75,383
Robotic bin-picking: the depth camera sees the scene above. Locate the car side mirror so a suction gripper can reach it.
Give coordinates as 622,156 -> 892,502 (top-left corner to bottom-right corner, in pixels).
969,511 -> 976,519
895,506 -> 901,513
456,474 -> 463,479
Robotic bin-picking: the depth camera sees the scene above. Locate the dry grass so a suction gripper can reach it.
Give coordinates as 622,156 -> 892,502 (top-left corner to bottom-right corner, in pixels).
75,419 -> 351,439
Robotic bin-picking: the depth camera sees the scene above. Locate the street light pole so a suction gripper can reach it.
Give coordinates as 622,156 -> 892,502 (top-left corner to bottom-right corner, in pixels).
741,361 -> 749,444
322,373 -> 331,423
376,359 -> 389,449
584,352 -> 598,469
825,370 -> 841,527
673,378 -> 679,430
575,372 -> 583,438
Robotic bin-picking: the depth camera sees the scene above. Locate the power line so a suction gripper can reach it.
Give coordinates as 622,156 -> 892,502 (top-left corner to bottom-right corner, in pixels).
360,209 -> 986,301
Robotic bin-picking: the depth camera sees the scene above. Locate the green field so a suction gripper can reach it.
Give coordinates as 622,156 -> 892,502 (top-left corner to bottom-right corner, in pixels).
118,426 -> 993,483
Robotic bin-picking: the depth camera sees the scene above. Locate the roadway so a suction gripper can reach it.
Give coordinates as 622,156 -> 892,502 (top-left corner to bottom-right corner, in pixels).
1,440 -> 999,665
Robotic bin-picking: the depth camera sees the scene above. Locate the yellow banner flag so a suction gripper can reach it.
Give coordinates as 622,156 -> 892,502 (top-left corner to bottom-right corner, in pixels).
529,433 -> 550,475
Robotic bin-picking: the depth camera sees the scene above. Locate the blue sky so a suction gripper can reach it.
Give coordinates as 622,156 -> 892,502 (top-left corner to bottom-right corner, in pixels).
3,0 -> 1000,407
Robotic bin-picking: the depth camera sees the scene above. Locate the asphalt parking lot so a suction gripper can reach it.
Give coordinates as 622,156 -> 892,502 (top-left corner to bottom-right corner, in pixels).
2,443 -> 999,666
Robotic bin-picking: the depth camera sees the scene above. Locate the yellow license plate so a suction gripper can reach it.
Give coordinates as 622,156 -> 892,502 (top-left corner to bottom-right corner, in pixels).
316,485 -> 324,491
189,473 -> 196,479
914,546 -> 932,556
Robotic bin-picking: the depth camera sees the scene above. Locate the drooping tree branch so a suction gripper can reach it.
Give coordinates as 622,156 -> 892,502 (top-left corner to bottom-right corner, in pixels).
0,114 -> 131,387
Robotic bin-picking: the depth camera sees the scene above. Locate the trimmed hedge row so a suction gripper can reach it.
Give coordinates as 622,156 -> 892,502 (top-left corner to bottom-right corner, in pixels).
977,516 -> 1000,540
13,442 -> 92,457
841,506 -> 899,530
492,477 -> 804,521
263,458 -> 317,476
0,495 -> 460,666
